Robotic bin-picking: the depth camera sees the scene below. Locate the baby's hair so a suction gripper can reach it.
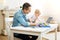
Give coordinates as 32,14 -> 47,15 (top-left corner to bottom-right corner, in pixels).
35,9 -> 40,14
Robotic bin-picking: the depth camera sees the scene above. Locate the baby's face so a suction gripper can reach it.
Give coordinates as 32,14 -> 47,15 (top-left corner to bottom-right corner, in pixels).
35,10 -> 40,17
35,13 -> 40,17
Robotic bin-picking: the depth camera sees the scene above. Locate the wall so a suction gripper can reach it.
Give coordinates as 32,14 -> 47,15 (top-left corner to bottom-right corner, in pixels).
0,0 -> 4,9
0,0 -> 4,4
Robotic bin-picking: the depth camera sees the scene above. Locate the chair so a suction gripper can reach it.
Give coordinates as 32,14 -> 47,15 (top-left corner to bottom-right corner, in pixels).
5,18 -> 13,40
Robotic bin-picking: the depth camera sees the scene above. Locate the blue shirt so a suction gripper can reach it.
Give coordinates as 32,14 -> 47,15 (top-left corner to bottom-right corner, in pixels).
12,10 -> 30,27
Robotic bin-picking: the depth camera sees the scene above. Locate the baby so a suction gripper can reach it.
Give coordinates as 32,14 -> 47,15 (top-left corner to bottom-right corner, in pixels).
29,9 -> 45,25
29,9 -> 40,23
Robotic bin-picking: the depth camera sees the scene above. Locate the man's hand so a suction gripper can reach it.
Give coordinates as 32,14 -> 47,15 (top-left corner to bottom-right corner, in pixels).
30,23 -> 36,26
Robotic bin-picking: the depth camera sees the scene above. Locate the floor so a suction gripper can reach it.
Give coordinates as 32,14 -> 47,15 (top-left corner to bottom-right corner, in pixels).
0,35 -> 22,40
0,35 -> 8,40
0,32 -> 60,40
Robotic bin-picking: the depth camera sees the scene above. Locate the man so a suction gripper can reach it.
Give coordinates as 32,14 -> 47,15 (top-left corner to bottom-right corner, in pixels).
12,3 -> 38,40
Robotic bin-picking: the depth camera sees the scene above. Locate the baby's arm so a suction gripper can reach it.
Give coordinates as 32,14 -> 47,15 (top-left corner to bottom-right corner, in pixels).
29,18 -> 33,23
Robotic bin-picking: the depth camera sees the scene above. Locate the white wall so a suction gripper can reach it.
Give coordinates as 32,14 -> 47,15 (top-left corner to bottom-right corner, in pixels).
4,0 -> 60,23
45,0 -> 60,23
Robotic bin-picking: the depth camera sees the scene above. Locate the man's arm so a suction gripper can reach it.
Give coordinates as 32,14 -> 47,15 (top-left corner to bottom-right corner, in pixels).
16,16 -> 36,27
16,15 -> 30,27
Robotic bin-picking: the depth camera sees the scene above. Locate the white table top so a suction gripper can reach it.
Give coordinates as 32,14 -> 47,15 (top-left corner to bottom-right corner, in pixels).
10,26 -> 50,32
10,24 -> 58,33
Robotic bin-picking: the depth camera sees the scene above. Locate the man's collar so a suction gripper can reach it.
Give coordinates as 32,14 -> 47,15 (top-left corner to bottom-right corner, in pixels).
21,10 -> 26,16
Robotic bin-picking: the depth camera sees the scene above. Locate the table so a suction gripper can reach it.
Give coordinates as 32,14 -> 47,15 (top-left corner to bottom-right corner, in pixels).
10,27 -> 49,40
5,18 -> 58,40
10,24 -> 58,40
10,24 -> 57,40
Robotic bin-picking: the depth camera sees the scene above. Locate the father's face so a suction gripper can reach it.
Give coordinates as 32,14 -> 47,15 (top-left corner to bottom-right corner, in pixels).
24,7 -> 31,14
